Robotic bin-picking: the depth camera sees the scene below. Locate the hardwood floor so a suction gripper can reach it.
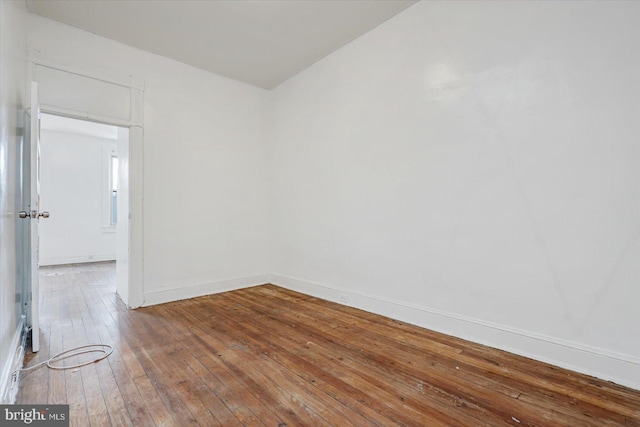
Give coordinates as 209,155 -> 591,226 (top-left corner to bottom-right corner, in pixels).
16,262 -> 640,426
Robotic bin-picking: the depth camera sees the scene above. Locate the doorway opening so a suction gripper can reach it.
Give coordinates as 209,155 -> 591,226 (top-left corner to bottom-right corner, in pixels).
38,113 -> 130,301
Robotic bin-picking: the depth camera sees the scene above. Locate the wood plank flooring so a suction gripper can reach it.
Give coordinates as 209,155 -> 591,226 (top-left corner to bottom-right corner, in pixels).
16,262 -> 640,426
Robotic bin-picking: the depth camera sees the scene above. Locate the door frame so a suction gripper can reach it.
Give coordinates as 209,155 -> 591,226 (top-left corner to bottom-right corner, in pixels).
27,54 -> 145,308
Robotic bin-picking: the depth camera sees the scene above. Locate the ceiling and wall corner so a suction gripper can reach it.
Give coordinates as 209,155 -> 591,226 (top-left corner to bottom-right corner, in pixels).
25,0 -> 417,90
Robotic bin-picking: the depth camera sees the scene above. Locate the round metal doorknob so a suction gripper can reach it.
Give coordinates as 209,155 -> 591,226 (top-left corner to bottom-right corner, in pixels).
39,211 -> 50,218
18,211 -> 30,218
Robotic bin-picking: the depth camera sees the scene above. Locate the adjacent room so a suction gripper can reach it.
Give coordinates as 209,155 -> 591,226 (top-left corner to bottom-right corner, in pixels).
1,0 -> 639,425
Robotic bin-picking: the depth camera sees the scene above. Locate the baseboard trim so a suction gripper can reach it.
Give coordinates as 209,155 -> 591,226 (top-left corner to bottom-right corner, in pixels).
40,254 -> 115,266
142,274 -> 271,307
270,273 -> 640,391
0,317 -> 26,404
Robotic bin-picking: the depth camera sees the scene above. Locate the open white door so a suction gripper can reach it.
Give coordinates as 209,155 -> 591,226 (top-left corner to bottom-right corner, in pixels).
30,82 -> 40,353
24,82 -> 46,353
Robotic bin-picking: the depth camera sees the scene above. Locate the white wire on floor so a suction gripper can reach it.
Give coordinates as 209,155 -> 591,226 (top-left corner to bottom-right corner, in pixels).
15,344 -> 113,373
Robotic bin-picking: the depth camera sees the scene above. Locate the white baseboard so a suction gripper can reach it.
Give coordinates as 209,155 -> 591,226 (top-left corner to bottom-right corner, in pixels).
40,254 -> 116,266
142,274 -> 271,307
0,317 -> 26,404
271,273 -> 640,391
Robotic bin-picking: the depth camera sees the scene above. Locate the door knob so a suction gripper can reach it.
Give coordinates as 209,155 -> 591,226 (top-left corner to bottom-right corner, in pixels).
18,211 -> 50,219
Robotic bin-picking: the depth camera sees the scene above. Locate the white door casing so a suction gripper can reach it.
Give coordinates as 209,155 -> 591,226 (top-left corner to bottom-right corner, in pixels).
29,56 -> 144,308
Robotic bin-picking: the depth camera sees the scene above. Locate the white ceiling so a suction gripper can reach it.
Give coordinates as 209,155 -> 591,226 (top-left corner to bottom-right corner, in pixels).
26,0 -> 417,90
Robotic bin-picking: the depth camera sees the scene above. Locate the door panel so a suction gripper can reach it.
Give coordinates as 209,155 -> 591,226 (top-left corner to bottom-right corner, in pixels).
28,81 -> 41,353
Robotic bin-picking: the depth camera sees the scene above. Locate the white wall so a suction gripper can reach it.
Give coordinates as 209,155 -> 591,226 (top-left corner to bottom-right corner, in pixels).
0,0 -> 27,403
270,1 -> 640,389
27,13 -> 271,305
39,126 -> 117,266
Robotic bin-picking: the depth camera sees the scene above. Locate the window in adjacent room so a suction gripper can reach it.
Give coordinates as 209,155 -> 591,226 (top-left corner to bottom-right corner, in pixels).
111,155 -> 118,225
